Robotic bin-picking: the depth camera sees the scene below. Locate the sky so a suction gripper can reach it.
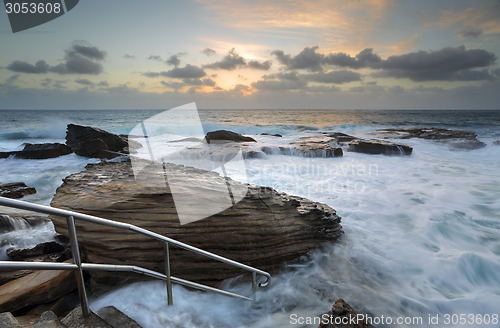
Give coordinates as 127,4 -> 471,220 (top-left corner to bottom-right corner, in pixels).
1,0 -> 500,110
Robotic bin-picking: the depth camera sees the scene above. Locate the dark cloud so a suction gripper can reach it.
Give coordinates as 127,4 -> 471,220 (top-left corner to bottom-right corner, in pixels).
248,60 -> 272,70
148,55 -> 163,61
7,41 -> 106,75
379,46 -> 496,81
182,78 -> 203,86
202,48 -> 216,56
166,55 -> 181,67
204,48 -> 246,70
251,74 -> 307,90
202,78 -> 216,86
71,43 -> 106,60
165,64 -> 206,79
272,46 -> 323,72
7,60 -> 49,74
307,70 -> 362,84
51,51 -> 104,75
97,80 -> 109,87
142,65 -> 206,79
460,28 -> 483,38
74,79 -> 94,86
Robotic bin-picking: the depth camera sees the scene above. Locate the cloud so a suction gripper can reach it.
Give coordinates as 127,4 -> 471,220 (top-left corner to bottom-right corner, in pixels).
307,70 -> 362,84
7,60 -> 49,74
248,60 -> 272,70
202,78 -> 216,86
204,48 -> 246,70
165,64 -> 206,78
379,46 -> 497,81
74,79 -> 94,86
460,28 -> 483,39
251,72 -> 307,90
71,42 -> 106,60
272,46 -> 323,72
202,48 -> 216,56
97,80 -> 109,87
6,41 -> 106,75
148,55 -> 163,61
324,48 -> 381,68
123,54 -> 135,59
144,64 -> 207,79
166,55 -> 181,67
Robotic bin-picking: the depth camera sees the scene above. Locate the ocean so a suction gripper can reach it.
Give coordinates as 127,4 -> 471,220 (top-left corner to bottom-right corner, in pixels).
1,109 -> 500,327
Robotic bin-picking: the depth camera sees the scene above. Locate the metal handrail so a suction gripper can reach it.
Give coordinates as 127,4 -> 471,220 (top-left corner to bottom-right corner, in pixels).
0,196 -> 271,316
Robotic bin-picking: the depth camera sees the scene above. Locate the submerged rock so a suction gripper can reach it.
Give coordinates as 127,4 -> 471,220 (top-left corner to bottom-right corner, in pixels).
261,133 -> 283,137
0,182 -> 36,199
50,160 -> 342,286
318,299 -> 375,328
6,241 -> 67,261
348,139 -> 413,155
0,143 -> 72,160
377,127 -> 478,140
205,130 -> 257,143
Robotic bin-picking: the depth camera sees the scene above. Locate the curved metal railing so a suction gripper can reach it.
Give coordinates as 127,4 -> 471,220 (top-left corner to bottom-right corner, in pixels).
0,196 -> 271,317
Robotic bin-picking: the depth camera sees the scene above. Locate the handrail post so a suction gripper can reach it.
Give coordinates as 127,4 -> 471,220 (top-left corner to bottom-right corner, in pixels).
66,215 -> 90,317
252,271 -> 257,294
164,242 -> 173,306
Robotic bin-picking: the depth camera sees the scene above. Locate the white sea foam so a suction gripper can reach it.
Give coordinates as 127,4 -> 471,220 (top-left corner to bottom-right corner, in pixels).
1,110 -> 499,328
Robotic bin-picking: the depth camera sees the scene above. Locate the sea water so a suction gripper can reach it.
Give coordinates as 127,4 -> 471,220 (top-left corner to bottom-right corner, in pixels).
1,109 -> 499,327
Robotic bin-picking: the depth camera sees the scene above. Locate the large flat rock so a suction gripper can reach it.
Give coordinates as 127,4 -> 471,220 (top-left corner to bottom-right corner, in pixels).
50,160 -> 342,286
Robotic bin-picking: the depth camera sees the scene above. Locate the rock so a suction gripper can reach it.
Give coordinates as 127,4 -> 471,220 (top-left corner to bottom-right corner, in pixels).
62,307 -> 112,328
349,139 -> 412,155
50,160 -> 342,286
0,143 -> 72,160
30,311 -> 66,328
377,127 -> 478,140
0,312 -> 22,328
494,140 -> 500,146
318,299 -> 375,328
6,242 -> 66,260
0,182 -> 36,199
448,139 -> 486,150
327,132 -> 358,144
0,259 -> 76,313
97,306 -> 142,328
205,130 -> 256,143
261,133 -> 282,137
66,124 -> 130,159
291,136 -> 343,158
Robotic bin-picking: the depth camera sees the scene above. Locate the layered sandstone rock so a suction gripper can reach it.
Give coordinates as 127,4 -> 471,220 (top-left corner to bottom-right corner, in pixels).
50,160 -> 342,286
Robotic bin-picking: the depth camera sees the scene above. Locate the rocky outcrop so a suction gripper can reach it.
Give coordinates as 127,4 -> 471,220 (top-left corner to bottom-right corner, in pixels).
376,127 -> 486,150
0,143 -> 72,160
62,307 -> 113,328
0,182 -> 36,199
318,299 -> 375,328
6,241 -> 67,261
0,260 -> 76,313
66,124 -> 138,159
97,306 -> 142,328
50,160 -> 342,286
0,312 -> 22,328
348,139 -> 413,155
377,127 -> 477,140
205,130 -> 257,143
291,136 -> 343,158
261,133 -> 282,137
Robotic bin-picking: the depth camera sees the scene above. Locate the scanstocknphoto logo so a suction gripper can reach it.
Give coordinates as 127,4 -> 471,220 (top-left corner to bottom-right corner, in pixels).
4,0 -> 79,33
129,103 -> 249,225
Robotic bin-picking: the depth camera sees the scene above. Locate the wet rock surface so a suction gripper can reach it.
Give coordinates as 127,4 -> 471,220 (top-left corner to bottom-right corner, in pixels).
318,299 -> 375,328
205,130 -> 257,143
348,139 -> 413,155
50,160 -> 343,286
66,124 -> 137,159
0,183 -> 36,199
0,143 -> 72,160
